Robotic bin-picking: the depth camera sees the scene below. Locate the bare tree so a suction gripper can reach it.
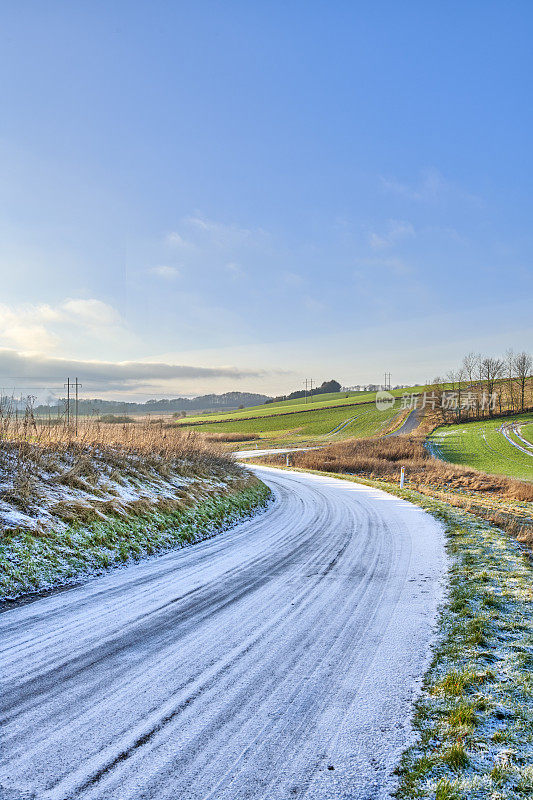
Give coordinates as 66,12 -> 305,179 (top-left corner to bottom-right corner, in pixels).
456,367 -> 465,419
462,352 -> 478,388
505,348 -> 516,412
446,369 -> 463,421
514,351 -> 532,412
480,356 -> 504,417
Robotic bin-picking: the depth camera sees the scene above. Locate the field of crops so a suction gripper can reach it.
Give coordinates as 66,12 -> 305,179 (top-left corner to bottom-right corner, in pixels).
428,413 -> 533,482
520,422 -> 533,445
188,402 -> 402,445
179,385 -> 432,426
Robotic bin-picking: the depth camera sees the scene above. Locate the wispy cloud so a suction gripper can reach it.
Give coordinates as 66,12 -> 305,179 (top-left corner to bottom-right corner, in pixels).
150,265 -> 180,280
380,168 -> 447,201
225,262 -> 245,279
165,231 -> 193,248
369,219 -> 415,249
166,214 -> 267,254
302,295 -> 326,313
380,168 -> 482,207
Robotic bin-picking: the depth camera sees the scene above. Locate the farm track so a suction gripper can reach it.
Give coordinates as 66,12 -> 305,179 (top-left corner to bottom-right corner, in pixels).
500,423 -> 533,457
0,467 -> 445,800
325,415 -> 360,437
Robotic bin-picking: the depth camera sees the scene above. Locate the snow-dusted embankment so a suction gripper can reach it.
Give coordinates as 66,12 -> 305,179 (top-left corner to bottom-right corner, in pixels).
0,442 -> 266,599
0,466 -> 445,799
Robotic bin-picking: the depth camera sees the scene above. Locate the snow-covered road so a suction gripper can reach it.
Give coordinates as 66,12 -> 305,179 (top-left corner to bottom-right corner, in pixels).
0,467 -> 445,800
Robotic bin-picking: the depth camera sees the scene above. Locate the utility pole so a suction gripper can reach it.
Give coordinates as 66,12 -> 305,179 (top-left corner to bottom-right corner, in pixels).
305,378 -> 308,404
64,378 -> 70,426
310,378 -> 313,400
75,378 -> 82,436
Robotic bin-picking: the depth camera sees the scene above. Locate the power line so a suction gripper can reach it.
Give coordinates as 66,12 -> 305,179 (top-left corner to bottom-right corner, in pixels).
75,377 -> 82,435
64,378 -> 70,426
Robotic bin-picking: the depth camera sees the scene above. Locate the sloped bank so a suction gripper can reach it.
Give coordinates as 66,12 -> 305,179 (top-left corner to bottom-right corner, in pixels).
0,436 -> 271,601
1,475 -> 270,601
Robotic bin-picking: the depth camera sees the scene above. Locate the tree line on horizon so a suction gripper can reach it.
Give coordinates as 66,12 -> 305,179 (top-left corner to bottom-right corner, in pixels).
26,391 -> 271,418
264,379 -> 342,404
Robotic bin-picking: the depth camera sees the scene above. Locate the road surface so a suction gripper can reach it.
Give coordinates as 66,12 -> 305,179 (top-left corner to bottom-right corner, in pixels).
0,466 -> 445,800
387,407 -> 424,436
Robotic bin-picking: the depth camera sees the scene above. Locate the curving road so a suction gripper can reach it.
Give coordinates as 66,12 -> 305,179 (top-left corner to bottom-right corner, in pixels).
0,467 -> 445,800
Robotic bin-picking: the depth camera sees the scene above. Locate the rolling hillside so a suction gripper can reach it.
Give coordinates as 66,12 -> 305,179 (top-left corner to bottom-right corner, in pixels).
428,413 -> 533,482
178,397 -> 407,446
178,385 -> 434,426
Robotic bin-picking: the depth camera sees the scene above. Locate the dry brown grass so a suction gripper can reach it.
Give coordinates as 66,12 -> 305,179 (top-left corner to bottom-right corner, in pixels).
258,434 -> 533,545
202,432 -> 261,443
0,402 -> 240,525
261,435 -> 533,502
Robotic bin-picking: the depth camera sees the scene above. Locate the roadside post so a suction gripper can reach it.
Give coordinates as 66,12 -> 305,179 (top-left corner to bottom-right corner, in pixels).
400,467 -> 405,488
286,454 -> 291,467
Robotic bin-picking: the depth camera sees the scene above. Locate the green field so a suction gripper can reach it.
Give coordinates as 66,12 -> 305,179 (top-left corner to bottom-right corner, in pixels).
428,413 -> 533,482
179,384 -> 433,427
520,422 -> 533,445
188,401 -> 402,446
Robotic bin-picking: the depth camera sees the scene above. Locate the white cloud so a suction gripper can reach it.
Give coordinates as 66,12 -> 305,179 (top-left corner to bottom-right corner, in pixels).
225,262 -> 245,279
380,168 -> 447,201
0,317 -> 58,351
178,214 -> 262,249
369,220 -> 415,249
165,231 -> 193,248
0,304 -> 60,351
62,298 -> 120,327
150,265 -> 180,280
379,169 -> 481,207
0,298 -> 125,355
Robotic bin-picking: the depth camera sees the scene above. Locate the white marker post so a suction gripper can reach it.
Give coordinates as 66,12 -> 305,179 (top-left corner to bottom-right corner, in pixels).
286,454 -> 291,467
400,467 -> 405,488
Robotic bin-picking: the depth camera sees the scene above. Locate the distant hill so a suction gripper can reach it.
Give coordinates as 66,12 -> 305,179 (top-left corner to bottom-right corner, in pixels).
265,379 -> 341,404
34,391 -> 271,417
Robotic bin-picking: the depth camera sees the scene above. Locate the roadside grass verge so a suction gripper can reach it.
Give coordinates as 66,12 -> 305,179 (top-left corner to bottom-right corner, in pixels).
252,464 -> 533,798
394,498 -> 533,799
1,477 -> 271,600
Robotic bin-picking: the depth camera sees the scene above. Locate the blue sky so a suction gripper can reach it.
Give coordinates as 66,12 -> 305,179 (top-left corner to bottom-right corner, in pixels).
0,0 -> 531,399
